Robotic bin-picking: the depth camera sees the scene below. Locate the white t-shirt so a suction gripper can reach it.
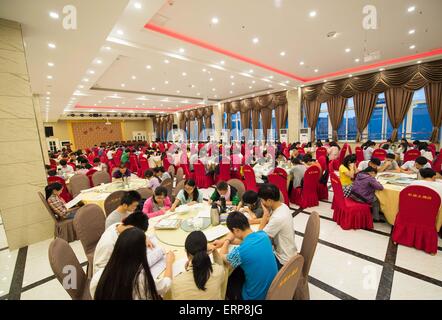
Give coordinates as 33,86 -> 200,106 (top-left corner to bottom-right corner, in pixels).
106,150 -> 114,160
401,161 -> 431,173
263,203 -> 297,265
421,150 -> 434,162
363,147 -> 374,161
59,165 -> 74,174
358,160 -> 370,171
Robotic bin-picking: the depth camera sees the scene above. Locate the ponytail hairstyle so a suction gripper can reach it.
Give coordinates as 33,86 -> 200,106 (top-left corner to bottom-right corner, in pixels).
363,140 -> 376,150
45,182 -> 63,200
185,231 -> 213,291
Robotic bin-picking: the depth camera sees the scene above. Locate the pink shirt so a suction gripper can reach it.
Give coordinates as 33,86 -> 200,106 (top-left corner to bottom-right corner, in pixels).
142,196 -> 172,218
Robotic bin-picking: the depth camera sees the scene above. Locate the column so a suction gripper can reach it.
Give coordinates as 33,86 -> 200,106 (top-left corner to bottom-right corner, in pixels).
213,103 -> 223,141
287,88 -> 302,143
0,19 -> 52,250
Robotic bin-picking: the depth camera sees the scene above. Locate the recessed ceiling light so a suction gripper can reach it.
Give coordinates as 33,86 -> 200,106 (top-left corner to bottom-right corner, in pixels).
408,29 -> 416,35
231,82 -> 235,86
49,12 -> 59,19
131,75 -> 136,80
95,59 -> 102,64
212,88 -> 216,91
117,30 -> 124,35
417,60 -> 422,64
121,83 -> 125,87
314,69 -> 319,73
229,90 -> 233,94
285,80 -> 290,84
409,45 -> 416,49
323,80 -> 328,82
78,85 -> 84,89
191,84 -> 195,88
47,62 -> 54,67
164,59 -> 169,64
280,51 -> 286,56
230,75 -> 235,79
179,48 -> 185,53
249,69 -> 254,73
408,6 -> 416,12
249,86 -> 252,89
269,75 -> 274,79
104,46 -> 111,51
182,72 -> 187,76
252,37 -> 259,44
211,17 -> 219,24
309,11 -> 317,17
299,61 -> 305,65
47,75 -> 53,79
146,65 -> 151,69
134,2 -> 142,9
214,95 -> 218,98
202,68 -> 207,72
349,74 -> 353,78
164,80 -> 169,84
379,68 -> 385,71
209,78 -> 213,81
152,87 -> 155,90
82,78 -> 88,82
176,90 -> 180,94
48,43 -> 56,49
88,70 -> 95,74
46,91 -> 51,95
197,93 -> 201,96
220,61 -> 225,65
345,48 -> 351,53
252,80 -> 256,84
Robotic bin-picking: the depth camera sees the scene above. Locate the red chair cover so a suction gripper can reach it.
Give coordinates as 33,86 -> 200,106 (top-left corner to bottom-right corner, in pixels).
268,172 -> 289,205
193,163 -> 213,188
128,155 -> 139,173
180,163 -> 194,181
87,154 -> 95,164
291,166 -> 320,209
432,152 -> 442,172
282,148 -> 290,159
271,167 -> 288,179
49,159 -> 57,170
86,169 -> 97,187
392,186 -> 440,254
338,144 -> 348,165
317,156 -> 328,201
216,163 -> 231,183
138,157 -> 149,178
372,149 -> 387,161
315,147 -> 327,160
404,149 -> 421,163
113,150 -> 122,167
47,176 -> 73,202
355,147 -> 364,166
329,170 -> 373,230
163,156 -> 171,171
297,148 -> 306,155
68,163 -> 76,170
242,165 -> 259,192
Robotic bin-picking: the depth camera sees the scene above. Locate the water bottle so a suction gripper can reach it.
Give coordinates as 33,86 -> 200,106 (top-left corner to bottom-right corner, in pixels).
210,203 -> 220,226
220,196 -> 226,213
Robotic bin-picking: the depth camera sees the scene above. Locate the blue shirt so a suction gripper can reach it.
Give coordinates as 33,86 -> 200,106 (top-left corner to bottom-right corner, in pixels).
227,231 -> 278,300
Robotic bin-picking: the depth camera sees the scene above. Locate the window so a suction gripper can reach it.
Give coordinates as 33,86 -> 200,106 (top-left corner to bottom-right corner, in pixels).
316,103 -> 329,140
231,112 -> 241,141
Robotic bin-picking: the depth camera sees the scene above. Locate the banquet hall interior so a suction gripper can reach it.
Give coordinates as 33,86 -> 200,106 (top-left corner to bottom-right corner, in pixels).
0,0 -> 442,301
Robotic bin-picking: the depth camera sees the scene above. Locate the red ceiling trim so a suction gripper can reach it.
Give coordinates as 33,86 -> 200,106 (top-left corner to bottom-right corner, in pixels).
144,22 -> 442,84
74,104 -> 199,112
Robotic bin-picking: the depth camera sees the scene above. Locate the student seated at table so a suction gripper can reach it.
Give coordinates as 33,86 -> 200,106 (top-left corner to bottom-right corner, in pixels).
382,154 -> 401,173
418,142 -> 434,161
215,211 -> 277,300
58,159 -> 74,175
105,190 -> 141,229
236,190 -> 264,224
288,158 -> 307,190
258,183 -> 297,269
171,231 -> 226,300
339,155 -> 357,197
410,168 -> 442,201
400,156 -> 431,175
170,179 -> 203,212
208,181 -> 240,206
362,140 -> 376,160
113,163 -> 131,179
120,148 -> 130,165
92,227 -> 174,300
93,158 -> 107,172
357,157 -> 382,172
142,186 -> 171,218
154,166 -> 171,181
328,141 -> 341,161
348,167 -> 385,222
45,182 -> 78,220
302,154 -> 322,172
144,169 -> 161,191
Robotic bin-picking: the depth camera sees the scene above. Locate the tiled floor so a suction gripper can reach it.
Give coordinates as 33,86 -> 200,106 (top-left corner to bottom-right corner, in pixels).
0,188 -> 441,300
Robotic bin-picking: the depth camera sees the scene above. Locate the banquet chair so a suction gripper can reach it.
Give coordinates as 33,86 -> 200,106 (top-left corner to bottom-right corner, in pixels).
242,165 -> 259,192
266,254 -> 304,300
163,156 -> 172,171
104,190 -> 126,217
128,154 -> 139,174
317,156 -> 329,201
271,167 -> 288,179
268,173 -> 289,205
160,178 -> 173,199
355,147 -> 364,166
175,167 -> 184,186
404,149 -> 421,163
86,169 -> 98,187
68,162 -> 77,171
291,166 -> 320,209
432,153 -> 442,173
48,238 -> 91,300
70,174 -> 91,198
181,163 -> 194,181
138,157 -> 149,178
47,176 -> 72,202
215,163 -> 231,184
137,187 -> 154,200
392,185 -> 441,254
91,171 -> 111,187
73,204 -> 105,278
294,212 -> 320,300
193,163 -> 214,188
38,192 -> 77,242
227,179 -> 246,199
329,170 -> 373,230
315,147 -> 327,160
372,149 -> 387,161
171,180 -> 186,203
338,144 -> 348,165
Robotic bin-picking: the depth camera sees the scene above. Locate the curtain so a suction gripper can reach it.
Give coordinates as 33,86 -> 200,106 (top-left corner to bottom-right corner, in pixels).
327,96 -> 347,141
251,109 -> 260,140
304,99 -> 321,142
260,108 -> 272,141
424,82 -> 442,143
197,117 -> 203,139
353,92 -> 379,142
385,87 -> 414,142
275,103 -> 288,140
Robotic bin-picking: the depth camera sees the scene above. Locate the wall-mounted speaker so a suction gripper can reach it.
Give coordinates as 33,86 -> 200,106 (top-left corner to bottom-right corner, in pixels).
44,126 -> 54,137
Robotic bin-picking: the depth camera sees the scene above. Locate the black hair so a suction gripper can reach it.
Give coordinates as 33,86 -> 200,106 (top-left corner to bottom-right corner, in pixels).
370,157 -> 381,166
48,169 -> 57,176
363,140 -> 376,150
226,211 -> 250,232
362,166 -> 377,174
120,190 -> 142,206
400,142 -> 409,153
242,190 -> 258,206
119,163 -> 126,169
216,181 -> 228,191
418,142 -> 428,152
183,179 -> 200,202
302,154 -> 313,163
386,153 -> 395,160
59,159 -> 67,166
185,231 -> 213,291
85,164 -> 92,169
415,156 -> 428,166
382,144 -> 390,150
420,168 -> 436,179
94,228 -> 159,300
122,210 -> 149,231
258,183 -> 280,201
329,141 -> 341,150
45,182 -> 63,200
153,186 -> 168,204
153,167 -> 161,174
413,140 -> 420,146
93,158 -> 100,163
342,155 -> 357,169
144,169 -> 154,178
291,157 -> 302,165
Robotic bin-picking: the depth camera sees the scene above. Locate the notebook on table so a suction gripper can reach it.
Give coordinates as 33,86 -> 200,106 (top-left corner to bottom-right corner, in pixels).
203,225 -> 229,242
154,219 -> 182,230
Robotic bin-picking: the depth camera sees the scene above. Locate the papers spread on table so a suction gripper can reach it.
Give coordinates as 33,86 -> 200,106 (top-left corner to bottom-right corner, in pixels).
154,218 -> 182,230
148,236 -> 167,279
172,258 -> 188,277
195,210 -> 211,219
65,194 -> 83,209
203,225 -> 229,241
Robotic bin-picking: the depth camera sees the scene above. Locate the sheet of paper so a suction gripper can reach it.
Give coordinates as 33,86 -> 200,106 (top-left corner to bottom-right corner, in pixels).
195,210 -> 211,219
151,258 -> 166,279
203,225 -> 229,242
172,258 -> 188,277
65,194 -> 83,209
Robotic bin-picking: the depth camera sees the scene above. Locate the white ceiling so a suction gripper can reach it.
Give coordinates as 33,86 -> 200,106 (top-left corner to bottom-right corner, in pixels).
1,0 -> 441,121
